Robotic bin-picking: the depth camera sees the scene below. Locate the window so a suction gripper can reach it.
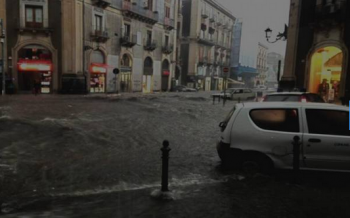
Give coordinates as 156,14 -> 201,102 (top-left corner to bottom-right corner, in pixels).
165,35 -> 169,46
250,109 -> 300,132
25,5 -> 43,28
147,0 -> 153,10
165,6 -> 171,18
94,15 -> 103,32
124,24 -> 131,37
306,109 -> 349,136
147,30 -> 152,44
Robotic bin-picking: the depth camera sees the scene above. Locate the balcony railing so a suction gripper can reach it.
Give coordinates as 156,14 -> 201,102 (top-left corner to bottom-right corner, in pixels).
198,56 -> 208,64
201,23 -> 207,31
209,15 -> 216,23
209,26 -> 215,34
18,26 -> 53,35
91,29 -> 110,42
162,44 -> 174,54
197,35 -> 215,46
144,39 -> 157,51
122,1 -> 159,25
201,10 -> 209,19
92,0 -> 111,8
120,34 -> 137,47
164,17 -> 175,30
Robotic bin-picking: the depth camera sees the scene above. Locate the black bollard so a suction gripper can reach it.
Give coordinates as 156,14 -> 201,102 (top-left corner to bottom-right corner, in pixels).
161,140 -> 171,192
292,136 -> 301,182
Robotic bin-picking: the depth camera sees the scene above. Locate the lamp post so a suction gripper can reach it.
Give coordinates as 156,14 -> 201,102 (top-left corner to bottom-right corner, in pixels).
0,18 -> 5,96
265,24 -> 288,43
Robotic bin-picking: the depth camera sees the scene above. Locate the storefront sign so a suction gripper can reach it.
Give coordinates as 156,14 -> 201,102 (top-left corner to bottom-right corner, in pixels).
90,63 -> 110,74
17,60 -> 53,72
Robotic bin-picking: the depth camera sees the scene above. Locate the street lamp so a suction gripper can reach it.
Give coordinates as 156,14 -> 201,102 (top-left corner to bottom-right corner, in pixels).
265,24 -> 288,43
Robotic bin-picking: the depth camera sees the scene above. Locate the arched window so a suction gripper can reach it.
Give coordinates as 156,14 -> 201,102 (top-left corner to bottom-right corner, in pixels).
121,54 -> 132,67
144,57 -> 153,75
91,50 -> 105,64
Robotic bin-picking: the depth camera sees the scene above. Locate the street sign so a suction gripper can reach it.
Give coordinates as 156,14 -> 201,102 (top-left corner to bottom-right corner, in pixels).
223,67 -> 229,73
113,68 -> 120,75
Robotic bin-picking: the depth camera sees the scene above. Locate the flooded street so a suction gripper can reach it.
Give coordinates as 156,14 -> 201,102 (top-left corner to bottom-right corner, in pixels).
1,93 -> 350,218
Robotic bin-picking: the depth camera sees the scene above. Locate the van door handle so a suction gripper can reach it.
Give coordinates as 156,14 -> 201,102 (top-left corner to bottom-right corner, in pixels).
308,138 -> 321,143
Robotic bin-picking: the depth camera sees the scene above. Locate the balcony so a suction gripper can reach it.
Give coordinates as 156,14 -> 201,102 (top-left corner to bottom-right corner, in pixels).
92,0 -> 111,8
164,17 -> 175,30
144,39 -> 157,51
120,34 -> 137,47
198,56 -> 208,65
18,26 -> 53,36
197,35 -> 215,46
122,1 -> 159,25
313,1 -> 346,25
209,15 -> 216,23
162,44 -> 174,54
209,26 -> 215,34
90,29 -> 109,42
216,19 -> 222,26
201,11 -> 209,19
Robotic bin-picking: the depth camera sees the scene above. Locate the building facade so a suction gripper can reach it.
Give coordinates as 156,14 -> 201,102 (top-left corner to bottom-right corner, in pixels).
283,0 -> 350,102
181,0 -> 235,91
266,52 -> 284,87
3,0 -> 179,94
0,0 -> 6,92
255,42 -> 268,86
231,18 -> 242,68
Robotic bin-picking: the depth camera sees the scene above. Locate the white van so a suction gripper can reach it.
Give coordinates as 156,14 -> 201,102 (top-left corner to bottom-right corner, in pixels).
217,102 -> 350,173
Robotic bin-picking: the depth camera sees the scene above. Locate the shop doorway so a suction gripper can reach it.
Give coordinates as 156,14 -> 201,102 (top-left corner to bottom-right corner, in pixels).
161,60 -> 170,91
120,54 -> 133,92
17,45 -> 53,94
309,46 -> 343,102
90,50 -> 106,93
143,57 -> 153,93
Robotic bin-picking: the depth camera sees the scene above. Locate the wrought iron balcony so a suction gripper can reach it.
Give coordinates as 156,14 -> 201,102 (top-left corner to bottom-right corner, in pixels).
201,23 -> 207,31
90,29 -> 109,42
92,0 -> 111,8
209,15 -> 216,23
120,34 -> 137,47
144,39 -> 157,51
164,17 -> 175,30
162,44 -> 174,54
201,11 -> 209,19
197,35 -> 215,46
209,26 -> 215,34
198,56 -> 208,64
122,1 -> 159,25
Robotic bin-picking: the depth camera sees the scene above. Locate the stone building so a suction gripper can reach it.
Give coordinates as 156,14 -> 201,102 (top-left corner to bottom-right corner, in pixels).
4,0 -> 179,94
282,0 -> 350,102
0,0 -> 6,93
255,42 -> 268,87
181,0 -> 235,91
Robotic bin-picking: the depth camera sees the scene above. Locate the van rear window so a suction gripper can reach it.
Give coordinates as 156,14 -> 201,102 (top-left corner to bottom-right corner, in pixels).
250,109 -> 300,132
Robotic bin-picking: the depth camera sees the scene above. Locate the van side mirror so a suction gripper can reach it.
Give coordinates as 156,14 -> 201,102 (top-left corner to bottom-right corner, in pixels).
219,122 -> 225,128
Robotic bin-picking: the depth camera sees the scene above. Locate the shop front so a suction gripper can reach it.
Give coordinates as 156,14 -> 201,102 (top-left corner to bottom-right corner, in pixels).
17,59 -> 53,94
161,60 -> 170,91
143,57 -> 153,93
308,46 -> 344,102
120,54 -> 133,92
16,45 -> 53,94
89,63 -> 107,93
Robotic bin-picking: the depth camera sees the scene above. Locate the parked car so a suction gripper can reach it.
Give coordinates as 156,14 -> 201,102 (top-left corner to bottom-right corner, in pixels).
173,85 -> 197,92
263,92 -> 325,103
217,102 -> 350,173
212,88 -> 256,100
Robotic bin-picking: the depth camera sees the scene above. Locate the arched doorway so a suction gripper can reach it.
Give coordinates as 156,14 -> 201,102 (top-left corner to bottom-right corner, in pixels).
143,57 -> 153,93
309,46 -> 343,102
161,59 -> 170,91
120,54 -> 133,92
17,44 -> 53,93
90,50 -> 107,93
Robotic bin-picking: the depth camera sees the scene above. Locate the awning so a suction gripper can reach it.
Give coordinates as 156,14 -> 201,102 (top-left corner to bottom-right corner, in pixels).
90,63 -> 111,74
17,59 -> 53,72
227,78 -> 245,85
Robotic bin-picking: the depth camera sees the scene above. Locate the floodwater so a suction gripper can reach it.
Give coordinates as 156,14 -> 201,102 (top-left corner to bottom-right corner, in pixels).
0,92 -> 244,217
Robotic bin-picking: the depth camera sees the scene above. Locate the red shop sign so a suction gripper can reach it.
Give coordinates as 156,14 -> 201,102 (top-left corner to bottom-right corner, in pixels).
18,59 -> 53,72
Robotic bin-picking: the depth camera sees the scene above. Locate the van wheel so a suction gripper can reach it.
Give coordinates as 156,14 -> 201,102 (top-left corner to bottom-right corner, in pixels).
242,155 -> 273,175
